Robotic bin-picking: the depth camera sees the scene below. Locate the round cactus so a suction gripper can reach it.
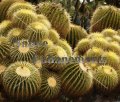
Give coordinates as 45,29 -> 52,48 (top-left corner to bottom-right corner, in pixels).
0,20 -> 13,36
90,5 -> 120,32
113,35 -> 120,44
85,47 -> 104,58
0,57 -> 11,84
108,42 -> 120,55
102,51 -> 120,69
87,32 -> 104,39
7,28 -> 24,43
105,36 -> 113,42
3,61 -> 41,101
90,37 -> 109,50
94,65 -> 118,93
85,47 -> 104,63
12,9 -> 37,29
10,40 -> 36,63
38,19 -> 51,29
38,70 -> 61,100
61,62 -> 93,97
0,36 -> 10,61
25,22 -> 49,43
7,2 -> 35,19
37,14 -> 47,20
43,45 -> 68,72
34,59 -> 42,70
74,38 -> 91,56
48,29 -> 60,44
56,39 -> 72,56
0,63 -> 7,85
0,0 -> 24,22
37,2 -> 71,39
102,28 -> 118,37
66,24 -> 88,48
37,39 -> 54,56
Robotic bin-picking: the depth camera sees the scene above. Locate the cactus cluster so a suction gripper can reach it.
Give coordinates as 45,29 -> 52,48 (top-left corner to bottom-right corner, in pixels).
0,0 -> 120,101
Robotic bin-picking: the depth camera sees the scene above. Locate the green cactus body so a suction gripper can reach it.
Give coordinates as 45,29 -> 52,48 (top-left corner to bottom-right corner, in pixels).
87,32 -> 104,40
43,45 -> 68,72
90,37 -> 109,50
94,65 -> 118,93
3,61 -> 41,101
90,6 -> 120,32
0,20 -> 13,36
0,64 -> 6,85
12,9 -> 37,29
102,51 -> 120,69
7,2 -> 36,19
48,29 -> 60,44
7,28 -> 24,43
25,22 -> 49,43
38,71 -> 61,100
85,47 -> 104,63
38,19 -> 51,29
108,42 -> 120,55
0,37 -> 10,61
113,35 -> 120,44
0,0 -> 23,22
61,62 -> 93,97
37,14 -> 47,20
66,24 -> 88,48
37,2 -> 71,39
10,40 -> 36,62
56,39 -> 72,57
102,28 -> 118,38
74,38 -> 91,56
37,39 -> 54,56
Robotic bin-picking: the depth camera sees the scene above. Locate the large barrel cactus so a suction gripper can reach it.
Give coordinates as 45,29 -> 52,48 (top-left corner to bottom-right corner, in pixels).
66,24 -> 88,49
90,5 -> 120,32
3,61 -> 41,101
0,0 -> 24,22
37,2 -> 71,39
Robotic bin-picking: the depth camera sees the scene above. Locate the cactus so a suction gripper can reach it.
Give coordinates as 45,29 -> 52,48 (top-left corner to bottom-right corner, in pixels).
7,28 -> 24,43
108,42 -> 120,55
37,2 -> 71,39
0,0 -> 24,22
0,20 -> 13,36
102,51 -> 120,69
90,5 -> 120,32
74,38 -> 91,56
3,61 -> 41,101
61,62 -> 93,97
48,29 -> 60,44
37,39 -> 54,56
38,70 -> 61,100
94,65 -> 118,93
25,22 -> 49,43
10,40 -> 36,63
66,24 -> 88,48
0,36 -> 10,61
90,37 -> 109,50
56,39 -> 72,56
102,28 -> 118,37
12,9 -> 37,29
43,45 -> 68,72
